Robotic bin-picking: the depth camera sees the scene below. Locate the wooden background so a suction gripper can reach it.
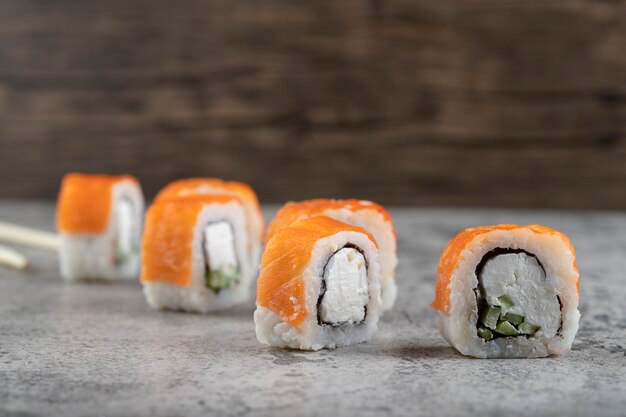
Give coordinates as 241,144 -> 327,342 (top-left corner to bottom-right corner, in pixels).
0,0 -> 624,208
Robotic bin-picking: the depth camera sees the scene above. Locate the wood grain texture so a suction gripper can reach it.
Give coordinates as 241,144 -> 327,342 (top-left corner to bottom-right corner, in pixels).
0,0 -> 624,208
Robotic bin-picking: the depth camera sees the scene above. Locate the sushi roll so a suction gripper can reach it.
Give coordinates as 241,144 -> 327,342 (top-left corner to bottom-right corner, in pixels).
141,194 -> 252,313
254,216 -> 382,350
265,199 -> 397,312
155,178 -> 264,269
57,173 -> 144,281
432,224 -> 580,358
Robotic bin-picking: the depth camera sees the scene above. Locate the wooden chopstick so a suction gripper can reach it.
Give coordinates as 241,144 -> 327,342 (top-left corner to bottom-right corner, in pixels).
0,243 -> 28,270
0,221 -> 59,251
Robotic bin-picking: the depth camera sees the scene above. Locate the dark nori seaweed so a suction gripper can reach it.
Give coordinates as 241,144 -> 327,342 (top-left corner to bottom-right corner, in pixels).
474,248 -> 561,340
317,244 -> 368,327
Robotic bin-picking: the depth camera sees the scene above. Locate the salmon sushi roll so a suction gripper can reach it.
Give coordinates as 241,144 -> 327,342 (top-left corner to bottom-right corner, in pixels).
155,178 -> 264,271
432,224 -> 580,358
141,194 -> 252,313
57,173 -> 144,281
255,216 -> 382,350
265,199 -> 397,311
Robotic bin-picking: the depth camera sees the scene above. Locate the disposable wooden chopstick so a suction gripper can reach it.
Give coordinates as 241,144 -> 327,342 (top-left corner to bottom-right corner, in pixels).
0,221 -> 59,251
0,243 -> 28,270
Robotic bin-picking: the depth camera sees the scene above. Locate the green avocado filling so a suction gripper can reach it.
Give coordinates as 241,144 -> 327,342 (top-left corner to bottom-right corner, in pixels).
206,265 -> 239,293
495,320 -> 518,336
115,247 -> 136,266
476,291 -> 540,340
477,326 -> 494,341
480,305 -> 501,330
502,311 -> 524,325
518,321 -> 540,335
497,295 -> 514,311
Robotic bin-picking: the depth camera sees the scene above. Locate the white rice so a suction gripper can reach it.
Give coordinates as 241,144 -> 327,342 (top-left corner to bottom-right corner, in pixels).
254,230 -> 382,350
58,180 -> 144,281
436,228 -> 580,358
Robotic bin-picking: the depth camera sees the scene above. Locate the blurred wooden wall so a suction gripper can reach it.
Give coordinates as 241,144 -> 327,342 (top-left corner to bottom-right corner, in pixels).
0,0 -> 624,208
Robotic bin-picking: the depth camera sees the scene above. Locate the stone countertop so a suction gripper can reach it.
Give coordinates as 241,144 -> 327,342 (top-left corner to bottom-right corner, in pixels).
0,201 -> 625,417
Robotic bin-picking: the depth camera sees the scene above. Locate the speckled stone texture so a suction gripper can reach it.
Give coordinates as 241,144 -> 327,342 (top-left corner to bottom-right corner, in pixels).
0,201 -> 625,417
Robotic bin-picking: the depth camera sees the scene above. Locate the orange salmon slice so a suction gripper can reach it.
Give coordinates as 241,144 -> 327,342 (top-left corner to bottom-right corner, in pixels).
57,173 -> 139,234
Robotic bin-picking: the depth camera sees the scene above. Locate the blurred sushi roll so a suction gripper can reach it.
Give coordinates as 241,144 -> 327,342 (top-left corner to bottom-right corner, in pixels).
154,178 -> 264,273
141,194 -> 252,313
57,173 -> 144,281
255,216 -> 382,350
432,224 -> 580,358
265,199 -> 397,312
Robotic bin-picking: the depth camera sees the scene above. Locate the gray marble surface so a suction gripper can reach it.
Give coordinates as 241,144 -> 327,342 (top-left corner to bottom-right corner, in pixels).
1,201 -> 625,417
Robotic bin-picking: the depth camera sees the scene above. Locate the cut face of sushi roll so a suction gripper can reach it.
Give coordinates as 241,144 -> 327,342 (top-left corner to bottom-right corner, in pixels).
265,199 -> 397,312
141,195 -> 251,313
154,178 -> 264,271
255,216 -> 382,350
432,224 -> 580,358
57,173 -> 144,281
